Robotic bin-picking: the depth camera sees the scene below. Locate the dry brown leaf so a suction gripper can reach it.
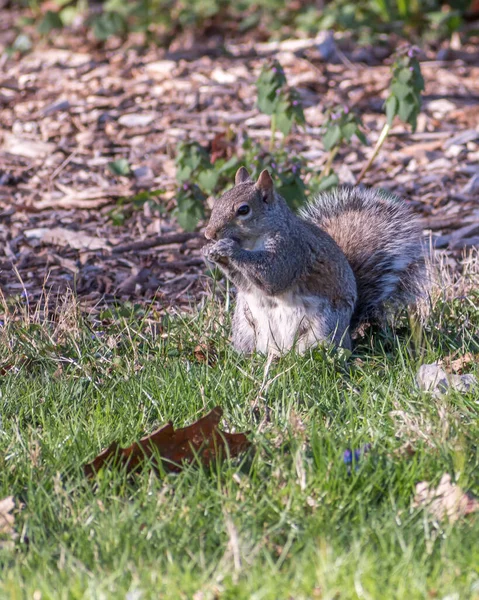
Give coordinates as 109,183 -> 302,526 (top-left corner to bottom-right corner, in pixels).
193,343 -> 217,366
0,496 -> 17,548
441,352 -> 478,374
413,474 -> 479,523
84,406 -> 251,477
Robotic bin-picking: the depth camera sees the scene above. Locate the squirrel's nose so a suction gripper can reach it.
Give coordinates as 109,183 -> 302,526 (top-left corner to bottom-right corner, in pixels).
205,227 -> 216,241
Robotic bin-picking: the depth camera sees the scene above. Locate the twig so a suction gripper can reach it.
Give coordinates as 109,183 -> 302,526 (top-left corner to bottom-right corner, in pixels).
419,216 -> 478,231
112,232 -> 201,254
356,122 -> 391,184
319,146 -> 339,181
270,114 -> 277,152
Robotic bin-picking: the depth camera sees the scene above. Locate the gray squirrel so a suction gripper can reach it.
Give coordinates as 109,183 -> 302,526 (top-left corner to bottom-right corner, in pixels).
202,167 -> 425,355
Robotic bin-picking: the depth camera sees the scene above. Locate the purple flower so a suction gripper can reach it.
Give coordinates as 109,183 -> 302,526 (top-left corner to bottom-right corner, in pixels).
271,162 -> 277,169
331,112 -> 339,120
276,88 -> 282,95
343,449 -> 352,465
292,100 -> 299,106
0,320 -> 4,327
343,106 -> 349,114
183,183 -> 188,191
343,444 -> 371,473
408,48 -> 414,58
272,67 -> 277,74
291,164 -> 299,174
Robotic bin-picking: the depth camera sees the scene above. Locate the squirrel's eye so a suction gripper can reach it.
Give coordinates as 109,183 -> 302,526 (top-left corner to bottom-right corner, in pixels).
237,205 -> 250,216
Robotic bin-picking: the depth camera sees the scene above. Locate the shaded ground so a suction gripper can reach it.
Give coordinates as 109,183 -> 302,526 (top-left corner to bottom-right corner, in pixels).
1,19 -> 479,315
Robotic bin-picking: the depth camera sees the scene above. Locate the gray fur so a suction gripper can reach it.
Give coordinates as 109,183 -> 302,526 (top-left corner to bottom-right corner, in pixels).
203,170 -> 425,355
300,186 -> 425,327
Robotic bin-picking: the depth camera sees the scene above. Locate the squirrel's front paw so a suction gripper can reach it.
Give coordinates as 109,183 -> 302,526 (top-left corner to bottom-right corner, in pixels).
202,238 -> 239,264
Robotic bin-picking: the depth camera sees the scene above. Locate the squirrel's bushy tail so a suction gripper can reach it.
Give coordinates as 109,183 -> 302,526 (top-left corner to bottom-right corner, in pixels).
300,187 -> 426,328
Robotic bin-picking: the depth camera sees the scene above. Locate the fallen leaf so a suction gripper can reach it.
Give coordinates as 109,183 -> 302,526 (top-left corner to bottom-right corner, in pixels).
416,363 -> 449,394
84,406 -> 250,477
193,343 -> 217,366
442,352 -> 478,374
417,363 -> 478,396
0,496 -> 17,549
413,474 -> 479,523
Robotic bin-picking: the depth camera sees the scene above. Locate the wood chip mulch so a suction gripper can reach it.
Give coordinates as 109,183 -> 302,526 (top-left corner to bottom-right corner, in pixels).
1,16 -> 478,317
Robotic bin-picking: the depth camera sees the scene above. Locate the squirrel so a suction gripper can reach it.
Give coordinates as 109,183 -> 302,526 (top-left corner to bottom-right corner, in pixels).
202,167 -> 425,355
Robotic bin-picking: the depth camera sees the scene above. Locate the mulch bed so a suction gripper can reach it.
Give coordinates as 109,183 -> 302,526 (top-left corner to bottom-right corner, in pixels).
1,13 -> 478,316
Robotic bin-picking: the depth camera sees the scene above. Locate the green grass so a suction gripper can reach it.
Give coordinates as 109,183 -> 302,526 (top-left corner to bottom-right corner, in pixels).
0,288 -> 478,600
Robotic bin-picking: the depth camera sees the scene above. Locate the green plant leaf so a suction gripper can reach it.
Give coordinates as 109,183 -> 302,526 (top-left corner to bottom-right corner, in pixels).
277,179 -> 306,210
257,88 -> 279,116
390,81 -> 411,100
317,172 -> 339,191
397,68 -> 413,84
322,125 -> 341,151
175,191 -> 205,231
385,95 -> 398,125
60,6 -> 79,26
275,106 -> 294,136
197,169 -> 219,194
37,10 -> 63,34
92,11 -> 126,40
398,95 -> 416,123
217,156 -> 240,175
341,122 -> 357,141
108,159 -> 131,176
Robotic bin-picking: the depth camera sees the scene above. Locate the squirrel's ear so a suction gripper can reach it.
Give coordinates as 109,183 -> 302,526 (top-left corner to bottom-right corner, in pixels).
255,169 -> 274,201
235,167 -> 251,185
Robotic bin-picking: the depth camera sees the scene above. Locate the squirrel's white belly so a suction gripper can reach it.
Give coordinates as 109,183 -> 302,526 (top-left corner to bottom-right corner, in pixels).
242,290 -> 327,354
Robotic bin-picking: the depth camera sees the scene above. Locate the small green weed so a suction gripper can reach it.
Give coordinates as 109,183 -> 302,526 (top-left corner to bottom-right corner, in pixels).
256,60 -> 305,151
174,51 -> 424,228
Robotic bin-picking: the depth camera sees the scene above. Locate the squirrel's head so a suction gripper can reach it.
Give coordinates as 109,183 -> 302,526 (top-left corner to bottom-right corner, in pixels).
205,167 -> 284,245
